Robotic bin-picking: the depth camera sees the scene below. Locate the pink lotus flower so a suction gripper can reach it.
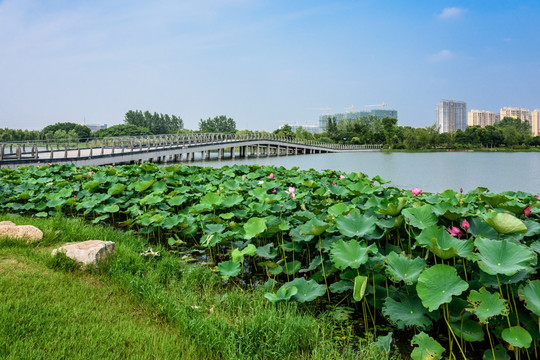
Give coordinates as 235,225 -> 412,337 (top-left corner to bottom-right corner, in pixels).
460,188 -> 463,194
524,206 -> 531,217
332,181 -> 336,185
411,187 -> 422,196
73,195 -> 77,199
535,195 -> 540,200
268,173 -> 275,179
339,175 -> 345,180
447,226 -> 464,239
258,180 -> 264,185
272,188 -> 277,193
285,187 -> 295,199
461,219 -> 470,231
109,165 -> 114,169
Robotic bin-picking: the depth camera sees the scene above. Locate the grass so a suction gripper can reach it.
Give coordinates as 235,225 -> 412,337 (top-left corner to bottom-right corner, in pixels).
0,214 -> 392,360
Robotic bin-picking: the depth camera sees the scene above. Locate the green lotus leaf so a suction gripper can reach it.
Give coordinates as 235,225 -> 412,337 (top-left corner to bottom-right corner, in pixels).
468,217 -> 499,239
377,197 -> 406,216
248,187 -> 267,201
268,265 -> 283,276
518,280 -> 540,316
205,223 -> 226,234
330,239 -> 377,270
385,251 -> 427,285
449,319 -> 484,342
162,215 -> 183,229
410,332 -> 445,360
284,278 -> 326,303
298,217 -> 329,236
482,344 -> 510,360
231,244 -> 257,262
335,213 -> 377,238
485,212 -> 527,234
523,219 -> 540,238
243,217 -> 267,239
300,256 -> 321,273
416,225 -> 474,260
216,260 -> 241,278
83,180 -> 102,191
103,204 -> 119,213
264,285 -> 298,304
200,192 -> 222,207
501,326 -> 532,349
353,275 -> 368,301
221,194 -> 243,208
140,194 -> 162,206
467,287 -> 508,324
255,243 -> 278,259
283,260 -> 302,275
402,205 -> 438,230
327,202 -> 352,217
200,233 -> 222,247
329,280 -> 353,294
46,198 -> 66,208
417,264 -> 469,312
107,183 -> 126,196
374,332 -> 393,354
167,195 -> 187,207
328,185 -> 350,197
382,294 -> 432,330
474,237 -> 535,276
134,180 -> 155,192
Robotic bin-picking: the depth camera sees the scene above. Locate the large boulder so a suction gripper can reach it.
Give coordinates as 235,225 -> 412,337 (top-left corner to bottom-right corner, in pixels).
51,240 -> 115,268
0,221 -> 43,243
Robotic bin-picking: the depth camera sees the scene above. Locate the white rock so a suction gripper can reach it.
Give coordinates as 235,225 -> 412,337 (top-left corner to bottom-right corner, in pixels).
51,240 -> 115,268
0,222 -> 43,243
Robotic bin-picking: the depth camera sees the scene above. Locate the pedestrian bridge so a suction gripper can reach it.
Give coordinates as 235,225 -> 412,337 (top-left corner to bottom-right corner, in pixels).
0,133 -> 381,168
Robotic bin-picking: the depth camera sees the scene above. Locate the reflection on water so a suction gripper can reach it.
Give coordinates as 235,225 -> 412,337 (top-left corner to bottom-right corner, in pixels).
188,151 -> 540,194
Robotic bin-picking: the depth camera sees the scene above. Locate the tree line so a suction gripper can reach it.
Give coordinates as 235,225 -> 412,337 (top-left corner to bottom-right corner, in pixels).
0,111 -> 237,141
274,116 -> 540,149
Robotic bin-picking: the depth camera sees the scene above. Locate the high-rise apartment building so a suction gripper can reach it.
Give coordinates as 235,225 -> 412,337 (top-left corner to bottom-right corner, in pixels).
435,100 -> 467,133
318,109 -> 398,132
468,110 -> 499,127
531,110 -> 540,136
500,107 -> 532,135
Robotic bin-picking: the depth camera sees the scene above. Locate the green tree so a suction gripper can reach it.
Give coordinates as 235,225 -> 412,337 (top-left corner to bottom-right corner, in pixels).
41,122 -> 91,139
495,117 -> 531,137
124,110 -> 183,134
273,124 -> 295,138
198,115 -> 236,133
94,124 -> 153,137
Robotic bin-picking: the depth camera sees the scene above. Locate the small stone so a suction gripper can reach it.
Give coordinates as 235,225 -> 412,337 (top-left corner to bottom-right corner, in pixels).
51,240 -> 115,268
0,222 -> 43,243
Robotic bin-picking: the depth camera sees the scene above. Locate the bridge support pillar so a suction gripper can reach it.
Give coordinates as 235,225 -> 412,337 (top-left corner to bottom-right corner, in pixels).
231,147 -> 235,159
256,145 -> 260,157
244,146 -> 248,159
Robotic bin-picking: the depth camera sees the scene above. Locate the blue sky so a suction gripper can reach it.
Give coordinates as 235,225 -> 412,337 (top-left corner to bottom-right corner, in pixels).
1,0 -> 539,131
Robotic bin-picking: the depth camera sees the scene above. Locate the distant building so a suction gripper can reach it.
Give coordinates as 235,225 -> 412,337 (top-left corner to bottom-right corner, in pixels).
85,124 -> 108,131
531,110 -> 540,136
435,100 -> 467,133
500,107 -> 532,135
468,110 -> 499,128
318,109 -> 398,132
286,124 -> 321,134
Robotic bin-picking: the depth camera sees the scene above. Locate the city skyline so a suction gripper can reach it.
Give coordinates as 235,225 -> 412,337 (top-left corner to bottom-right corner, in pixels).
1,1 -> 540,131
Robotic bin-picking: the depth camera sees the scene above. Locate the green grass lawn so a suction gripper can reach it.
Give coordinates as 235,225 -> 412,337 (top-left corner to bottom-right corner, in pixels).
0,215 -> 390,360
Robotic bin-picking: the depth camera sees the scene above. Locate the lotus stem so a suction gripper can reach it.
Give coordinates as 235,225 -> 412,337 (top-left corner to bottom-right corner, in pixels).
318,236 -> 331,302
486,323 -> 496,360
508,285 -> 520,326
496,274 -> 512,327
444,304 -> 468,360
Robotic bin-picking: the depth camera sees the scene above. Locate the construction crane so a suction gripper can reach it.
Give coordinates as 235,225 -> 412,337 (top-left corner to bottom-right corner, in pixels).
364,102 -> 388,110
344,105 -> 355,113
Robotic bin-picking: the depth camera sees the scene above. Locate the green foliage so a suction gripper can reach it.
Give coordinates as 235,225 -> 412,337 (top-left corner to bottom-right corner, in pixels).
198,115 -> 236,133
94,124 -> 153,137
410,332 -> 445,360
42,122 -> 91,139
124,110 -> 183,134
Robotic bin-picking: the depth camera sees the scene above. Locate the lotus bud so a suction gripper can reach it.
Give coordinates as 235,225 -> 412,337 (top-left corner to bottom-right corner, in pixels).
524,206 -> 531,217
461,219 -> 470,231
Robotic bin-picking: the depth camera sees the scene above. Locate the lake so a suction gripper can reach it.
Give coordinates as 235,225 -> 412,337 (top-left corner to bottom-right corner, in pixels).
190,151 -> 540,194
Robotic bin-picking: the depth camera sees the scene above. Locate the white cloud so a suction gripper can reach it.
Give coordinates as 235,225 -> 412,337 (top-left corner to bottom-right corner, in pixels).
438,7 -> 465,19
427,49 -> 454,63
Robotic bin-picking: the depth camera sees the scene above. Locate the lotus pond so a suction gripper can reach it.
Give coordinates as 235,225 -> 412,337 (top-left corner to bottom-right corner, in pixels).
0,163 -> 539,359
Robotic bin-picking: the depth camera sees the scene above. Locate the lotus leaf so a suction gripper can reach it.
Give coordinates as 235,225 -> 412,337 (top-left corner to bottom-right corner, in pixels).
377,197 -> 406,216
335,213 -> 377,238
167,195 -> 186,207
468,217 -> 499,239
501,326 -> 532,348
328,185 -> 349,197
523,219 -> 540,238
205,223 -> 226,234
243,217 -> 267,239
474,237 -> 535,276
467,287 -> 508,324
151,181 -> 167,194
231,244 -> 257,262
140,194 -> 162,206
417,264 -> 469,312
482,344 -> 510,360
300,256 -> 321,273
200,192 -> 222,207
216,260 -> 241,278
264,285 -> 298,304
327,202 -> 351,216
103,204 -> 119,213
134,180 -> 155,192
402,205 -> 438,229
329,280 -> 353,294
410,332 -> 445,360
385,251 -> 426,285
449,319 -> 484,342
283,260 -> 302,275
255,243 -> 278,259
416,225 -> 474,259
382,294 -> 432,330
298,217 -> 329,236
485,212 -> 527,234
284,278 -> 326,303
330,239 -> 377,270
374,332 -> 393,354
518,280 -> 540,316
353,275 -> 367,301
